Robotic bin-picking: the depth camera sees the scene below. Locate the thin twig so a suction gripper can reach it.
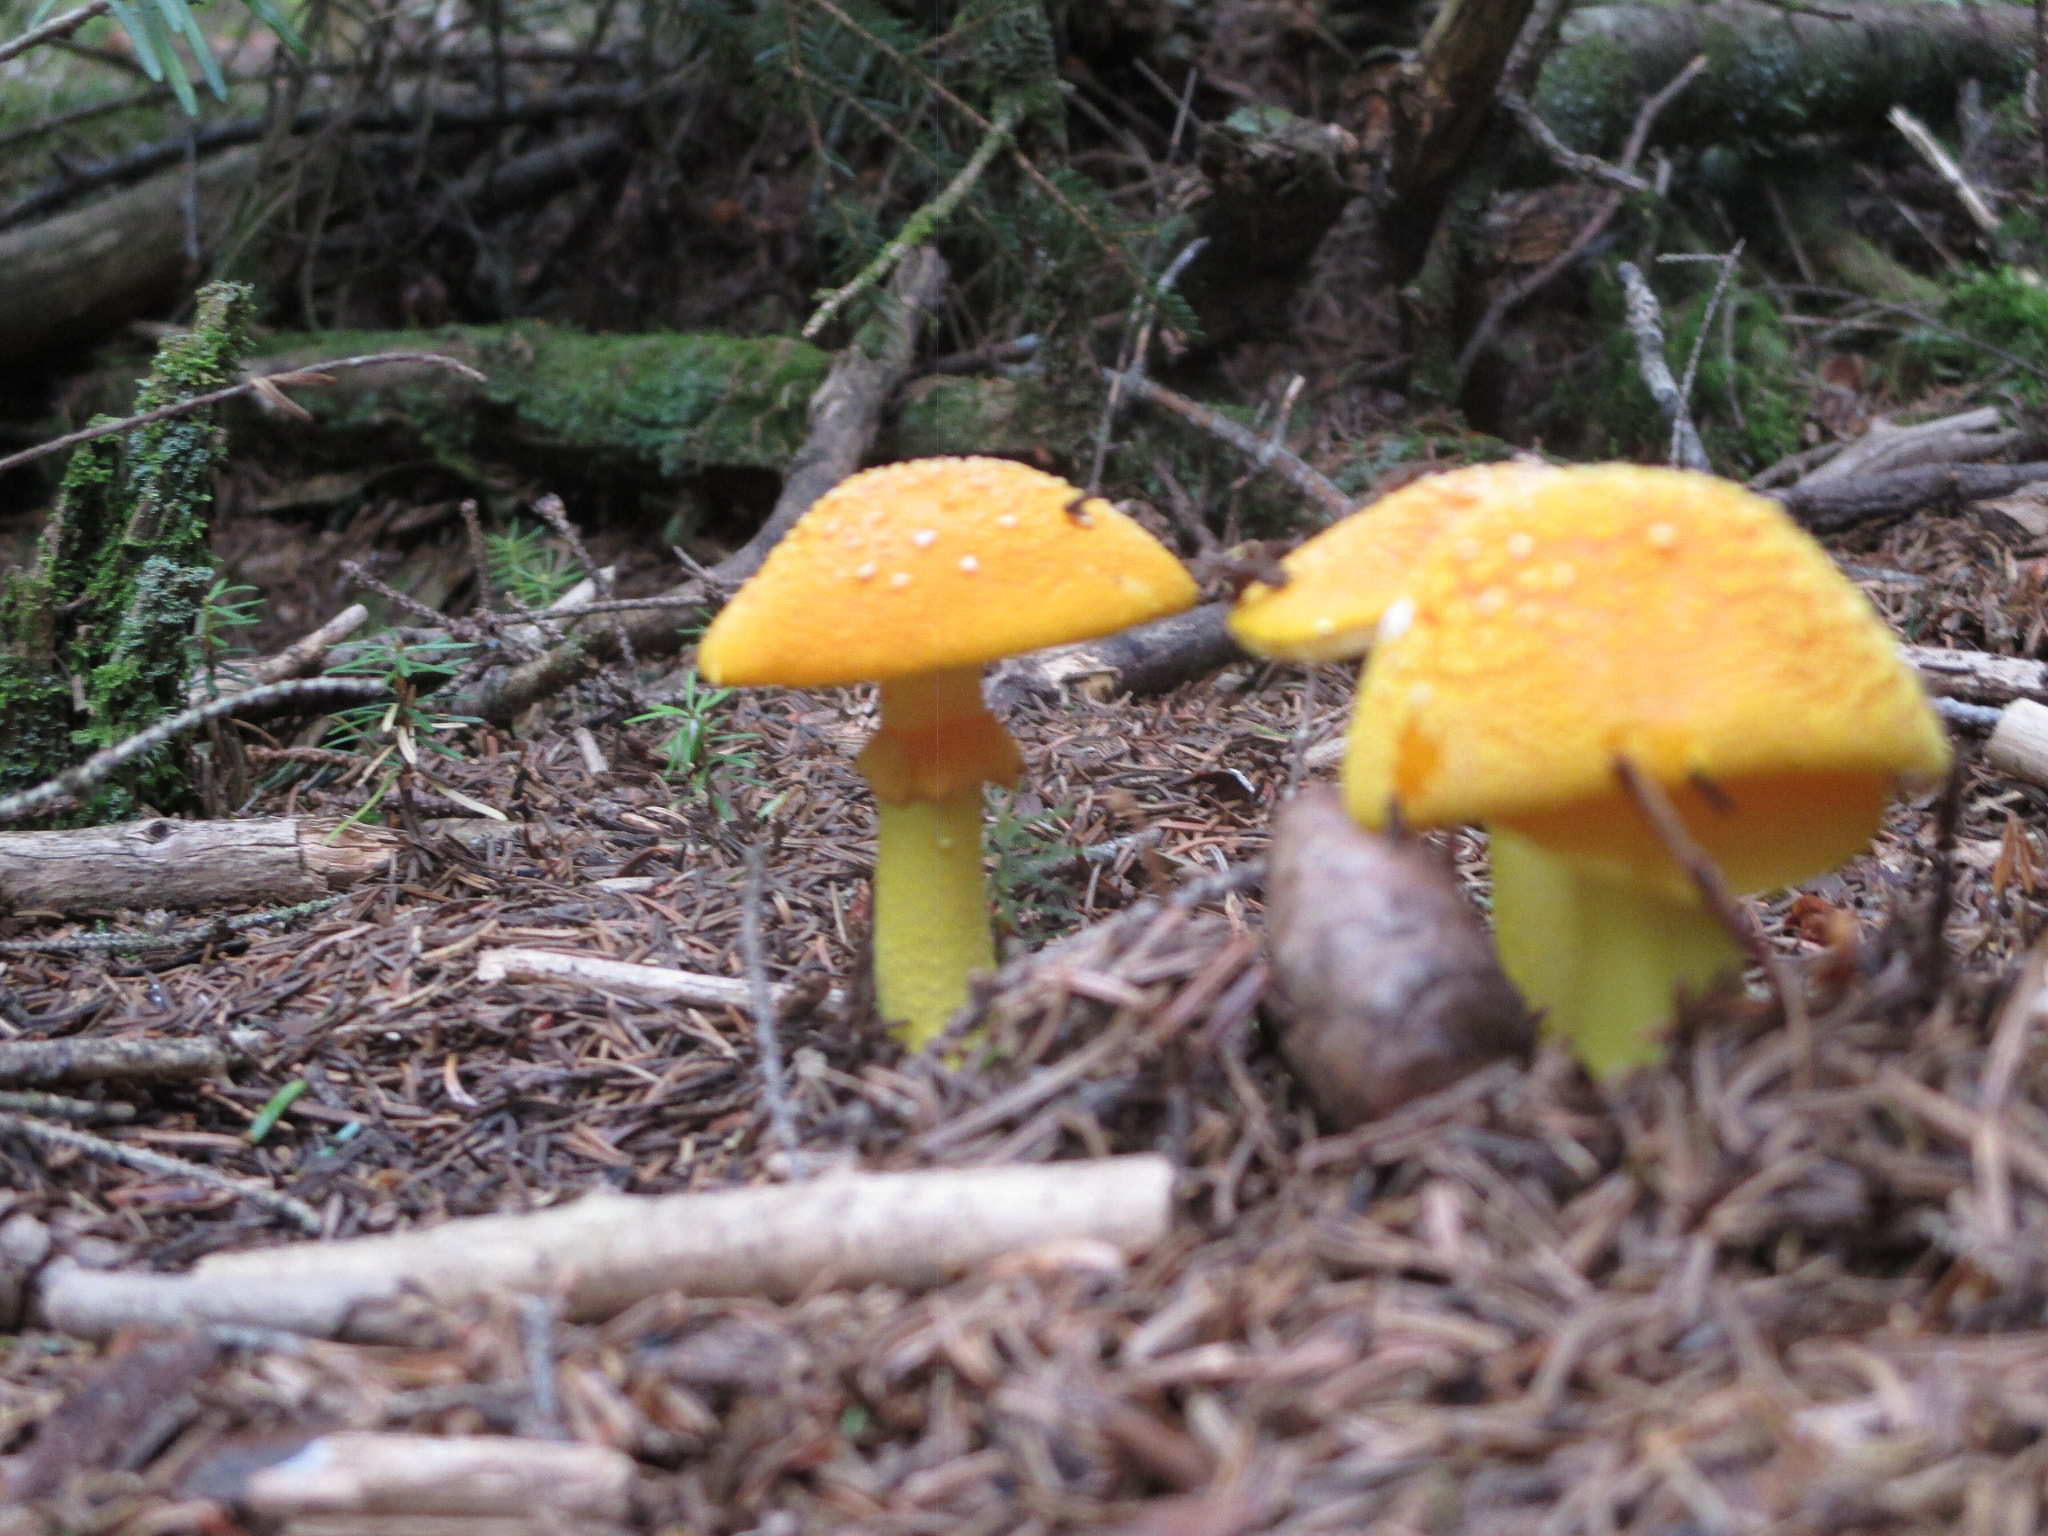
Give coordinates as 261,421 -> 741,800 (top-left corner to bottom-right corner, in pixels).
1105,368 -> 1351,520
0,0 -> 111,67
1088,236 -> 1209,494
0,1111 -> 322,1232
0,895 -> 345,955
1455,55 -> 1706,386
0,353 -> 486,481
805,100 -> 1022,339
0,680 -> 387,824
0,1090 -> 132,1124
531,494 -> 637,676
1662,242 -> 1745,418
742,843 -> 804,1172
1613,758 -> 1811,1087
1497,89 -> 1649,193
1617,261 -> 1711,472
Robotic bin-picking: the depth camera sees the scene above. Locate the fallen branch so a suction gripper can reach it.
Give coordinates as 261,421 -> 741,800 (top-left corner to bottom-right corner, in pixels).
34,1155 -> 1176,1340
1456,54 -> 1706,385
0,896 -> 344,954
988,603 -> 1248,709
0,1036 -> 225,1087
224,604 -> 371,691
1777,461 -> 2048,534
0,816 -> 393,912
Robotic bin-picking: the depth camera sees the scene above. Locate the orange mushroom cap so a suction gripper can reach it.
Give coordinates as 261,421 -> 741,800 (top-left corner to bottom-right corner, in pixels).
698,457 -> 1199,690
1228,461 -> 1559,663
1342,464 -> 1950,897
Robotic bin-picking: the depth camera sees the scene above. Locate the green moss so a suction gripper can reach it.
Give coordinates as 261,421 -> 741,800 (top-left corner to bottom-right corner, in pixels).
247,324 -> 833,480
1556,265 -> 1801,474
1903,267 -> 2048,394
0,282 -> 254,820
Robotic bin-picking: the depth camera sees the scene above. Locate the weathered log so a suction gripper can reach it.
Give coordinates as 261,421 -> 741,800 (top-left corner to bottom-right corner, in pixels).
0,817 -> 394,913
1780,463 -> 2048,535
239,1434 -> 635,1527
988,603 -> 1248,710
0,147 -> 257,366
0,1036 -> 224,1086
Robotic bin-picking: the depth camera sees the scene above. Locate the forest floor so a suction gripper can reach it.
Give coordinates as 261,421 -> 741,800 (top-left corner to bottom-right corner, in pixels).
2,491 -> 2048,1535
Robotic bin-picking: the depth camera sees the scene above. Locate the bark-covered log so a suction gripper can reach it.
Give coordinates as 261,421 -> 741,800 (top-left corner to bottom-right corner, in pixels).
0,817 -> 394,913
1535,2 -> 2031,159
0,147 -> 256,368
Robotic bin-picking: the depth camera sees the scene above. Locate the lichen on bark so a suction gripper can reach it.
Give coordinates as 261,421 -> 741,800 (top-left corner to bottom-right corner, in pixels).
0,280 -> 253,821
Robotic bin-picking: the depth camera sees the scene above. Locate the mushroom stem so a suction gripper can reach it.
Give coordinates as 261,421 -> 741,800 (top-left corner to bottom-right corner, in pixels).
1488,827 -> 1741,1079
857,666 -> 1025,1047
870,791 -> 996,1046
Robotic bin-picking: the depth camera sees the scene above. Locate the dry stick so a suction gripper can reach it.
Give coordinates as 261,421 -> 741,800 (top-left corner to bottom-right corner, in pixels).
1496,89 -> 1649,193
475,947 -> 798,1010
0,1112 -> 321,1232
1104,369 -> 1352,521
742,843 -> 804,1170
1617,261 -> 1712,473
1662,243 -> 1745,417
233,604 -> 370,689
1454,54 -> 1707,386
0,1090 -> 131,1124
0,353 -> 485,480
718,248 -> 950,586
1613,758 -> 1812,1088
0,1036 -> 225,1086
1087,235 -> 1209,495
0,677 -> 388,824
1973,937 -> 2048,1245
36,1156 -> 1176,1339
1889,104 -> 2000,236
0,0 -> 111,66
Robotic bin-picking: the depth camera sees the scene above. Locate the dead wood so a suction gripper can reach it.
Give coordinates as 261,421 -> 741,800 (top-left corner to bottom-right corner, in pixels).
1904,644 -> 2048,705
0,1035 -> 224,1086
1533,2 -> 2031,164
0,817 -> 394,913
474,947 -> 820,1012
1263,786 -> 1531,1127
0,147 -> 258,366
33,1156 -> 1175,1342
1779,462 -> 2048,534
988,602 -> 1248,709
238,1433 -> 634,1526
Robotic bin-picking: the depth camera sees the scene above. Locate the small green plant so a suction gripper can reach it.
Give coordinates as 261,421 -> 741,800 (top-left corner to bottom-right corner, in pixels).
986,792 -> 1085,941
485,523 -> 579,609
325,634 -> 496,826
631,672 -> 761,813
192,577 -> 259,698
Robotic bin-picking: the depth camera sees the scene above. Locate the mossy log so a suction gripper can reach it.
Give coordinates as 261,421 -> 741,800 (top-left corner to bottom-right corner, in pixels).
228,324 -> 1081,493
1534,2 -> 2031,157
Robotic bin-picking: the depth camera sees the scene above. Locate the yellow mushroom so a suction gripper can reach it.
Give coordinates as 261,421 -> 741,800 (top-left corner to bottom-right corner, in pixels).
698,457 -> 1197,1047
1342,465 -> 1950,1077
1228,461 -> 1560,663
